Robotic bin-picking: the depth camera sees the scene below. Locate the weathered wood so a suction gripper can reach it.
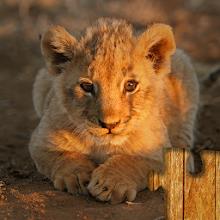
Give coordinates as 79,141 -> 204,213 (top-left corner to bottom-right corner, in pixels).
148,169 -> 164,192
216,152 -> 220,220
151,149 -> 219,220
155,149 -> 184,220
184,151 -> 216,220
153,170 -> 163,191
150,149 -> 184,219
167,148 -> 184,220
148,151 -> 166,191
148,171 -> 155,191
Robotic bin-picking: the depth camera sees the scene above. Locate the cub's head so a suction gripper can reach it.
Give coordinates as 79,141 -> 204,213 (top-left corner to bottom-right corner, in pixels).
41,18 -> 175,144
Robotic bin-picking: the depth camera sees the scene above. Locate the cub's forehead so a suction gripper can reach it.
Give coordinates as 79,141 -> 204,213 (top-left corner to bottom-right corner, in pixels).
77,19 -> 135,78
81,18 -> 134,49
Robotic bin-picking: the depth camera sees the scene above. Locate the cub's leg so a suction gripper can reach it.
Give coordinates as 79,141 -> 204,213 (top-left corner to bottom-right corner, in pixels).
171,107 -> 204,174
29,128 -> 96,195
88,155 -> 162,204
172,90 -> 203,174
187,148 -> 203,175
169,51 -> 199,149
170,50 -> 201,173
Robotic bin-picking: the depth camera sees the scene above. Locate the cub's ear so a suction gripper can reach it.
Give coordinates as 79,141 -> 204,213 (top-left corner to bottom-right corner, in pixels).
136,24 -> 176,74
41,26 -> 77,74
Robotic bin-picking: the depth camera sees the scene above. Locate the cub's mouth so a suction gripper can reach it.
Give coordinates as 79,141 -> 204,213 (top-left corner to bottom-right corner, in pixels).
86,124 -> 129,146
86,120 -> 128,137
87,125 -> 125,137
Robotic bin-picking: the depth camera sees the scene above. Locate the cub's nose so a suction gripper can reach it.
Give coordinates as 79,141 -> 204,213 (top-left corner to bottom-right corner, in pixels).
98,119 -> 120,130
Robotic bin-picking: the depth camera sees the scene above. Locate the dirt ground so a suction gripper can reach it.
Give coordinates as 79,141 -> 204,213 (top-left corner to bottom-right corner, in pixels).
0,0 -> 220,219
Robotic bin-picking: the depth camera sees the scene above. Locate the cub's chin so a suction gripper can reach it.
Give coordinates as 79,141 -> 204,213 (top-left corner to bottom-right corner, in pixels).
94,133 -> 128,146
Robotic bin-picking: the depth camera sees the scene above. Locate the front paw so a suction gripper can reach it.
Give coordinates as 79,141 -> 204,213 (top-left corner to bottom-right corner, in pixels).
53,159 -> 95,195
87,164 -> 137,204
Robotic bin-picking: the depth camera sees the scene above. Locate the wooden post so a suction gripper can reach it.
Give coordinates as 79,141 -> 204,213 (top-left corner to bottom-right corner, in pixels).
150,149 -> 220,220
216,152 -> 220,220
184,151 -> 216,220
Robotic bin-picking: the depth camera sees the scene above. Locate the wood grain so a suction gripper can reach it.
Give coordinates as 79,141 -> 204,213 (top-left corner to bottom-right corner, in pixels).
216,152 -> 220,220
163,148 -> 184,220
151,150 -> 219,219
148,171 -> 155,191
184,151 -> 216,220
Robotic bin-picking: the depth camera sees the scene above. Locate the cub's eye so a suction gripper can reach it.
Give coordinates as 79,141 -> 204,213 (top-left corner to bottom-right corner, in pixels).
124,80 -> 138,92
80,82 -> 94,93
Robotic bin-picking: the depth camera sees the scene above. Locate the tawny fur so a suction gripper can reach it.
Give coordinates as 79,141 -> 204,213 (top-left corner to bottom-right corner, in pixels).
29,18 -> 199,204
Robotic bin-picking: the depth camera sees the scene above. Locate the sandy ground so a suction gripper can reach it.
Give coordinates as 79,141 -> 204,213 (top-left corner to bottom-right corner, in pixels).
0,0 -> 220,219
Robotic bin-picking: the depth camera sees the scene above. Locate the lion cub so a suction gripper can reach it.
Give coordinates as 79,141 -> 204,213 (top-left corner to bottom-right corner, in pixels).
29,18 -> 199,204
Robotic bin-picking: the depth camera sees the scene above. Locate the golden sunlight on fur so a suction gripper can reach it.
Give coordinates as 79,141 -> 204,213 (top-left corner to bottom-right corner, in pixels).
29,18 -> 199,204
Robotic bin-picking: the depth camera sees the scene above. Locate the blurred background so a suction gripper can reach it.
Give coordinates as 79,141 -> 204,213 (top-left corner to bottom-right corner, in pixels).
0,1 -> 220,219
